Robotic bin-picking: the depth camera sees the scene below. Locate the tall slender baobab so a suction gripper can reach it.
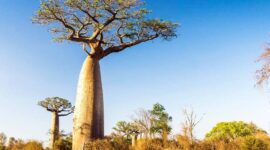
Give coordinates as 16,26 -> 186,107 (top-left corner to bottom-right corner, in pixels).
38,97 -> 74,149
33,0 -> 178,149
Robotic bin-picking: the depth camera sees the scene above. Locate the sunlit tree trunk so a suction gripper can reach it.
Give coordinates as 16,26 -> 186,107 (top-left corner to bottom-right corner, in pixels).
73,56 -> 104,150
50,111 -> 59,149
162,130 -> 168,146
131,134 -> 137,147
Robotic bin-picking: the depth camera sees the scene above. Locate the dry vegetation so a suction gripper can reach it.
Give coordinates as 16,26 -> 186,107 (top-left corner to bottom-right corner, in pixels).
2,0 -> 270,150
1,104 -> 270,150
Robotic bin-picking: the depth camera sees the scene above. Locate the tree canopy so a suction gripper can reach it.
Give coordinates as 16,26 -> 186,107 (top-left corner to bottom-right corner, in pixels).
205,121 -> 266,142
33,0 -> 178,59
38,97 -> 74,116
150,103 -> 172,136
113,121 -> 140,139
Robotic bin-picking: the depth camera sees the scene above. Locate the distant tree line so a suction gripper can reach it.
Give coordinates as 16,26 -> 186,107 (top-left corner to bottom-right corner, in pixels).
1,103 -> 270,150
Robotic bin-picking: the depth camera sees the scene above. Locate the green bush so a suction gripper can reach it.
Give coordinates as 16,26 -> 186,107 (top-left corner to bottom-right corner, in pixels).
205,121 -> 265,142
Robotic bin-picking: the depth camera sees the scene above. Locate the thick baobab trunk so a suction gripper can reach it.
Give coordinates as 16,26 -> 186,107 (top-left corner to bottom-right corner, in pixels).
50,111 -> 59,149
73,56 -> 104,150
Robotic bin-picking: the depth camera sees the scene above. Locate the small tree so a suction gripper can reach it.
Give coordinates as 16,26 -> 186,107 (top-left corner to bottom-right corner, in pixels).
38,97 -> 74,149
113,121 -> 140,147
33,1 -> 178,149
150,103 -> 172,144
181,107 -> 204,147
113,121 -> 132,139
133,108 -> 152,139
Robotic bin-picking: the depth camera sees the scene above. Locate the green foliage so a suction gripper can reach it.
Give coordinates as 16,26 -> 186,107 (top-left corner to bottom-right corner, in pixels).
2,120 -> 270,150
38,97 -> 74,115
113,121 -> 140,141
241,136 -> 268,150
150,103 -> 172,137
33,0 -> 178,54
205,121 -> 266,142
113,121 -> 132,137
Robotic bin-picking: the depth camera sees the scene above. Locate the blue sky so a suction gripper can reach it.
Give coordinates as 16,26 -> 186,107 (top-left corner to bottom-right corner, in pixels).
1,0 -> 270,144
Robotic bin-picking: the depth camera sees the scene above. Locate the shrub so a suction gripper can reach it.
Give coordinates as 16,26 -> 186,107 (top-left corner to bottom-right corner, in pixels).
7,138 -> 25,150
54,136 -> 72,150
84,139 -> 113,150
176,134 -> 191,150
136,139 -> 163,150
23,140 -> 44,150
241,136 -> 268,150
165,140 -> 182,150
110,137 -> 130,150
205,121 -> 265,142
196,141 -> 214,150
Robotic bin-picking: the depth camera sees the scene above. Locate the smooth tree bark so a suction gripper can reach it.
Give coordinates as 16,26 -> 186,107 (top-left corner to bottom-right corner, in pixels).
73,56 -> 104,149
51,111 -> 59,149
38,97 -> 74,149
33,0 -> 178,149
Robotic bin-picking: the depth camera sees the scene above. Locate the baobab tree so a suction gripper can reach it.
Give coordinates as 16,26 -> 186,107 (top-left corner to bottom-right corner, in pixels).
113,121 -> 140,147
33,0 -> 178,149
38,97 -> 74,149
